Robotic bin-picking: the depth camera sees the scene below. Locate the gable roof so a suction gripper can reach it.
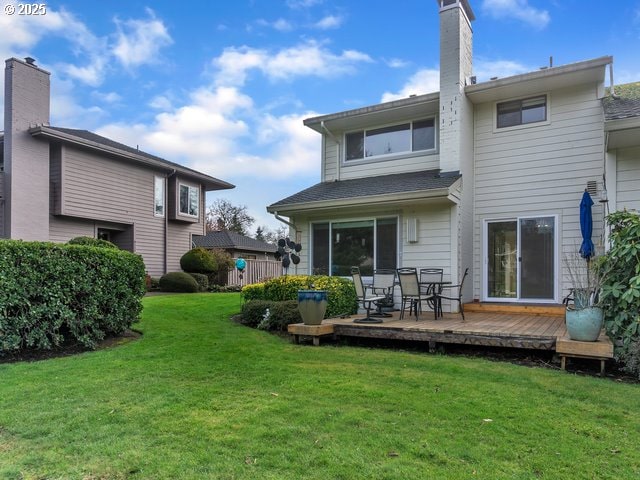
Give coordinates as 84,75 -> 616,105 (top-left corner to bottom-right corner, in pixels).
28,126 -> 235,192
268,169 -> 461,214
192,231 -> 276,253
603,82 -> 640,120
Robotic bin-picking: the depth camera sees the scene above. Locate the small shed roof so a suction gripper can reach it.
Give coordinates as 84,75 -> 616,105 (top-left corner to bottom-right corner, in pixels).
193,231 -> 276,253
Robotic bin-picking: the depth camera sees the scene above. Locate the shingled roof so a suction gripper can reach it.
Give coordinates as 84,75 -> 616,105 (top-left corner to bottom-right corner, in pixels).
603,82 -> 640,120
268,169 -> 461,209
28,126 -> 234,191
193,231 -> 276,253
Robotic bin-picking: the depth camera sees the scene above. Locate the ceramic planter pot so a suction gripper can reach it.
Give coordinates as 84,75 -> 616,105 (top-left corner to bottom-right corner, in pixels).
565,306 -> 604,342
298,290 -> 328,325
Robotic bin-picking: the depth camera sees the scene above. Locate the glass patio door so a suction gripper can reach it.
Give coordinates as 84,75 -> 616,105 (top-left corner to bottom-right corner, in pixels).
485,216 -> 556,302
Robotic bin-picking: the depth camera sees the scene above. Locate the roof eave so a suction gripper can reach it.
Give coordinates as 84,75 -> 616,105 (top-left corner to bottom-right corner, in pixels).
29,126 -> 235,191
267,186 -> 458,215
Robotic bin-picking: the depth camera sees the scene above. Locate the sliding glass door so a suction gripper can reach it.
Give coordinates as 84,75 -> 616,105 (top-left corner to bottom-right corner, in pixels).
485,216 -> 556,302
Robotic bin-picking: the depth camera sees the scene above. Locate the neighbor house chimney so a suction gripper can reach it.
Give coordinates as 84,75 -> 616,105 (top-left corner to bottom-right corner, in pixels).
4,57 -> 51,240
438,0 -> 474,174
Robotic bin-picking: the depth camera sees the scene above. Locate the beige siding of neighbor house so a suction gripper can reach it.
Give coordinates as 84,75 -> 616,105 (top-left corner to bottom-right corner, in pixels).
46,143 -> 207,276
472,84 -> 606,302
616,146 -> 640,212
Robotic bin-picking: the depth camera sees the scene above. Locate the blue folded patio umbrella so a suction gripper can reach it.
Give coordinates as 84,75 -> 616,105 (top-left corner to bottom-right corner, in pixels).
579,190 -> 594,260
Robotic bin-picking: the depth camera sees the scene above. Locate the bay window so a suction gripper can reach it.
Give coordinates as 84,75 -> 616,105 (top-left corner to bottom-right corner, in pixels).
179,184 -> 199,217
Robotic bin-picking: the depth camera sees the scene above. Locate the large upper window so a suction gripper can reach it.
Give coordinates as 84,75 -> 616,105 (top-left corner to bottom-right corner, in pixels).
312,218 -> 398,276
179,184 -> 199,217
497,96 -> 547,129
154,176 -> 165,217
345,118 -> 435,161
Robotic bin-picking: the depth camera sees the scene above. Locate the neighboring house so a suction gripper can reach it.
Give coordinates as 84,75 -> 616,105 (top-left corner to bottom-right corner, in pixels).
0,57 -> 234,276
192,230 -> 277,260
193,230 -> 281,285
267,0 -> 640,311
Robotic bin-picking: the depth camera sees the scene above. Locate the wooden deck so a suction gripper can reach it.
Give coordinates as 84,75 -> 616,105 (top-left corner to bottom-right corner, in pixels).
288,304 -> 614,365
324,309 -> 567,350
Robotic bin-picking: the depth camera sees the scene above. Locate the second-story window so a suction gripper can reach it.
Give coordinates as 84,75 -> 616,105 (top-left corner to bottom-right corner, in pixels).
179,184 -> 199,217
154,176 -> 165,217
345,118 -> 435,162
497,95 -> 547,129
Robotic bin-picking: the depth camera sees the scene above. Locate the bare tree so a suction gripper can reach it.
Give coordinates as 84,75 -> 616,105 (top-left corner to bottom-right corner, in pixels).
262,225 -> 289,244
206,199 -> 255,235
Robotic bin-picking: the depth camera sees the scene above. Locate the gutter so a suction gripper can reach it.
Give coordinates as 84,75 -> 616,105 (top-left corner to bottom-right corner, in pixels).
272,211 -> 301,243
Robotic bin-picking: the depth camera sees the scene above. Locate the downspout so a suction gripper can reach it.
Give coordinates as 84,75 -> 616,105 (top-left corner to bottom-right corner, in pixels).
321,121 -> 340,180
164,168 -> 176,274
273,211 -> 301,244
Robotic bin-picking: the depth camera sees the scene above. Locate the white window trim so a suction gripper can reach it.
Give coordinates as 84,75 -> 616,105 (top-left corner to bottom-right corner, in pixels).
154,175 -> 165,218
343,117 -> 438,165
178,183 -> 200,218
492,92 -> 551,134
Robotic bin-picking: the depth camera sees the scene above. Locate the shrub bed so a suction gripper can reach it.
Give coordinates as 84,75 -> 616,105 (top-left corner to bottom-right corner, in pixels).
188,273 -> 209,292
242,275 -> 358,319
0,240 -> 146,354
240,300 -> 301,331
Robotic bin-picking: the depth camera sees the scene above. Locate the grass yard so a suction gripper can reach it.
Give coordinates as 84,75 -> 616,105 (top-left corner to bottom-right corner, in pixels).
1,293 -> 639,479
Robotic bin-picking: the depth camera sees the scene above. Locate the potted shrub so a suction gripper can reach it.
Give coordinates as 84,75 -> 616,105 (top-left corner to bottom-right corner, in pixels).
564,252 -> 604,342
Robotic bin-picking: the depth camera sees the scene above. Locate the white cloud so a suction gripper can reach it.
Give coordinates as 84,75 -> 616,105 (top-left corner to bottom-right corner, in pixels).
149,95 -> 173,110
381,68 -> 440,102
473,58 -> 533,81
481,0 -> 550,29
112,8 -> 173,69
313,15 -> 344,30
213,41 -> 372,86
92,91 -> 122,103
255,18 -> 294,32
386,58 -> 410,68
286,0 -> 323,9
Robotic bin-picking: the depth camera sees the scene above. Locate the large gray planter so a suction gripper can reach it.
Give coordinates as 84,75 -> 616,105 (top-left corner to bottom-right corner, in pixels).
565,306 -> 604,342
298,290 -> 328,325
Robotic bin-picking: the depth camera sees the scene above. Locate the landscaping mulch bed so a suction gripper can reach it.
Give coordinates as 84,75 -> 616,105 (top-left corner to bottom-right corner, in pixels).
0,329 -> 142,364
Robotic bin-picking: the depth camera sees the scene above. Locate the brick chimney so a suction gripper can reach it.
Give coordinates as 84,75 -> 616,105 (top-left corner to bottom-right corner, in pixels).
3,57 -> 51,240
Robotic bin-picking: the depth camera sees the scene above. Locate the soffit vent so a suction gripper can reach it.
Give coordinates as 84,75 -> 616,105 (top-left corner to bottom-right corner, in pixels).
586,180 -> 598,196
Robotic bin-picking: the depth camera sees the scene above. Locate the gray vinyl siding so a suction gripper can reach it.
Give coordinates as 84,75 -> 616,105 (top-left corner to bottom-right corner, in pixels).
49,216 -> 95,243
473,84 -> 606,301
0,171 -> 4,237
52,144 -> 205,276
616,147 -> 640,212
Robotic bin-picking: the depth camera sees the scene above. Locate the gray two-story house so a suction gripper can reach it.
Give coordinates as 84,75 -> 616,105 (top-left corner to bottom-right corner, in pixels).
1,57 -> 234,276
268,0 -> 640,312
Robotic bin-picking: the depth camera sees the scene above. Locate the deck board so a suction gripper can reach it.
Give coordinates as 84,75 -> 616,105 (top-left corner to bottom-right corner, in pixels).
321,309 -> 594,352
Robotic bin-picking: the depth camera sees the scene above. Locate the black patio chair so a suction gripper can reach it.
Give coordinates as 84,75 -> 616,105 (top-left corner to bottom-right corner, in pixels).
397,267 -> 435,321
351,267 -> 387,324
438,268 -> 469,320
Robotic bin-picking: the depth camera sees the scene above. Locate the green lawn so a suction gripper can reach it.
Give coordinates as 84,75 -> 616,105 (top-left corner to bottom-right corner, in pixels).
0,293 -> 639,479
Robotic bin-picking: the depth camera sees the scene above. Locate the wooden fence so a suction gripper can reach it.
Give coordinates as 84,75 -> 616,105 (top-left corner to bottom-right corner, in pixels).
227,259 -> 283,286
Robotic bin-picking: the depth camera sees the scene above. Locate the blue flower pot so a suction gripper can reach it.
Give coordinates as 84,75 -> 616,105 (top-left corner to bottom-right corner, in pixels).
566,306 -> 604,342
298,290 -> 328,325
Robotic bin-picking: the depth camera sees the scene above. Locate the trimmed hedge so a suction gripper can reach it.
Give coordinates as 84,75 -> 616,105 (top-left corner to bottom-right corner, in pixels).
188,273 -> 209,292
159,272 -> 200,293
180,247 -> 217,274
240,300 -> 301,331
242,275 -> 358,319
67,236 -> 118,249
0,240 -> 146,353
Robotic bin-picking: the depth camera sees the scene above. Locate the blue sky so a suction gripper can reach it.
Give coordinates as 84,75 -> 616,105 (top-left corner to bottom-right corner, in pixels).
1,0 -> 639,233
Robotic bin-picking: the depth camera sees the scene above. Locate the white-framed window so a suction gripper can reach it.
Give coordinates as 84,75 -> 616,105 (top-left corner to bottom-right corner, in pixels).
154,176 -> 165,217
179,184 -> 199,217
345,118 -> 436,162
496,95 -> 547,129
311,217 -> 398,276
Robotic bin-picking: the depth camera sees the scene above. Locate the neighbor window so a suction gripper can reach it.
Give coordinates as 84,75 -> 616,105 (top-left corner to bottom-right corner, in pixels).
154,176 -> 165,217
179,184 -> 199,217
345,118 -> 435,161
497,95 -> 547,128
311,218 -> 398,276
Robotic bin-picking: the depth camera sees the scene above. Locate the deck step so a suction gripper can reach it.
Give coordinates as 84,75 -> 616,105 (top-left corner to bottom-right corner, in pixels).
464,302 -> 565,316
